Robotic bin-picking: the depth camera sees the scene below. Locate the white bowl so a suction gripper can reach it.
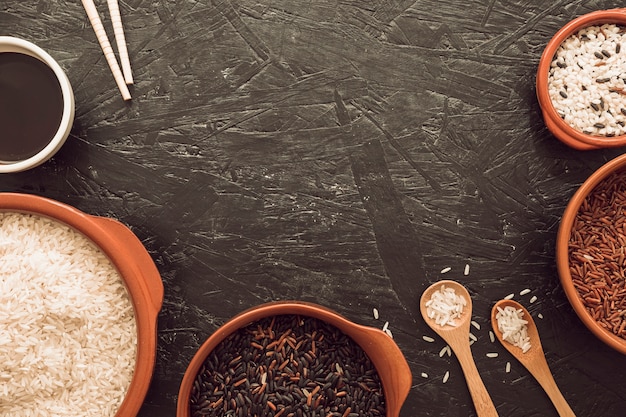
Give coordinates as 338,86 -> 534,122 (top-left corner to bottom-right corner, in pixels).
0,36 -> 75,173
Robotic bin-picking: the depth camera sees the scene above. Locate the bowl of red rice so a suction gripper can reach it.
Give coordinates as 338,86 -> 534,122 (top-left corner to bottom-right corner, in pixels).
176,301 -> 412,417
536,8 -> 626,150
0,192 -> 163,416
556,154 -> 626,354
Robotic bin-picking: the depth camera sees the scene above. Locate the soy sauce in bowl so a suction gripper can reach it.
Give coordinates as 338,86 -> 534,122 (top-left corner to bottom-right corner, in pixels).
0,52 -> 64,162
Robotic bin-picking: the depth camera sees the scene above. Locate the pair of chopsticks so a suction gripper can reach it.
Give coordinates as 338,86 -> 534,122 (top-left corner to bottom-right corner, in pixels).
81,0 -> 133,100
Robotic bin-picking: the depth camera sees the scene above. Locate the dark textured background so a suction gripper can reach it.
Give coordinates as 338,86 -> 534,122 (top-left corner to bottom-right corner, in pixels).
2,1 -> 626,416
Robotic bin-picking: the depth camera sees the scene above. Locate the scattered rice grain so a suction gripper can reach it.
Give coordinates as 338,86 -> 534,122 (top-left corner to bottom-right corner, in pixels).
438,345 -> 448,357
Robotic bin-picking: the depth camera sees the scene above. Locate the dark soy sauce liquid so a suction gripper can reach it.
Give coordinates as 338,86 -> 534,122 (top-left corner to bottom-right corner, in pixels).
0,52 -> 64,162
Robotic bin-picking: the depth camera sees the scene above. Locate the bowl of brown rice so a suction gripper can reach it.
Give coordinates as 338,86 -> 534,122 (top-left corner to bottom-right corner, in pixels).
556,154 -> 626,354
176,301 -> 412,417
536,8 -> 626,150
0,192 -> 164,416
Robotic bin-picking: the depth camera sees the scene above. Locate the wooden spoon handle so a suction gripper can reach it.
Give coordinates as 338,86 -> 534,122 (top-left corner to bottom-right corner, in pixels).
455,343 -> 499,417
525,358 -> 576,417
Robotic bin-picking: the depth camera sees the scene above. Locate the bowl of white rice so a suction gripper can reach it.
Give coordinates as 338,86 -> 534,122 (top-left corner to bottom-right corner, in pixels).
0,192 -> 164,416
536,8 -> 626,150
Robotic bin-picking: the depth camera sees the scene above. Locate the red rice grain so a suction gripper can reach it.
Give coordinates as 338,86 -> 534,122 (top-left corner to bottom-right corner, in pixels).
569,170 -> 626,339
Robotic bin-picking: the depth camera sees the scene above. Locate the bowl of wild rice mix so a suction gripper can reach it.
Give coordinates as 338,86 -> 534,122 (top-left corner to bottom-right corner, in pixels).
176,301 -> 412,417
536,9 -> 626,150
556,154 -> 626,354
0,193 -> 164,416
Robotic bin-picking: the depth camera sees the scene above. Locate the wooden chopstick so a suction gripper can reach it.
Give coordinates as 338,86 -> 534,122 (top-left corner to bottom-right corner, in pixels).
106,0 -> 133,85
81,0 -> 132,100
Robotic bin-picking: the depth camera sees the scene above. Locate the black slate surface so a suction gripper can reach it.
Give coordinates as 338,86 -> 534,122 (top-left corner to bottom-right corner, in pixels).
2,1 -> 626,416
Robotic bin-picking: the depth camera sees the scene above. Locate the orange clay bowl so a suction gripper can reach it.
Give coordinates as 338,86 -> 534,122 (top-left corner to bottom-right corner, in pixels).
536,8 -> 626,150
0,192 -> 164,416
556,154 -> 626,354
177,301 -> 412,417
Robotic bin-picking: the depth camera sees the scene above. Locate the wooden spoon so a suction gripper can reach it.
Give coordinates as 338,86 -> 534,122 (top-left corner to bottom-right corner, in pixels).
420,280 -> 499,417
491,299 -> 576,417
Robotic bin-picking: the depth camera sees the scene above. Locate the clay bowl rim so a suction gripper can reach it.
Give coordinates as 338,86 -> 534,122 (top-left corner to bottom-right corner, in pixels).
556,154 -> 626,354
176,300 -> 412,417
0,192 -> 164,416
535,8 -> 626,150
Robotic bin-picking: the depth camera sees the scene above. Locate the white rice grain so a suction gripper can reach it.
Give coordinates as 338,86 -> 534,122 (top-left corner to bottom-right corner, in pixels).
425,284 -> 467,327
438,345 -> 448,357
548,24 -> 626,137
495,305 -> 532,353
0,213 -> 137,417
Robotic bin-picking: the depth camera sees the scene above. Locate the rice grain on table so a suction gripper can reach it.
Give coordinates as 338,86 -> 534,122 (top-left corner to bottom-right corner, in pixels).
548,23 -> 626,137
569,169 -> 626,339
0,212 -> 136,416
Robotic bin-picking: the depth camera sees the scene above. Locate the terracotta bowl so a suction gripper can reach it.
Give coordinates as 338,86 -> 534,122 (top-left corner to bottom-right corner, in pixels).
536,8 -> 626,150
177,301 -> 412,417
556,154 -> 626,354
0,192 -> 164,415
